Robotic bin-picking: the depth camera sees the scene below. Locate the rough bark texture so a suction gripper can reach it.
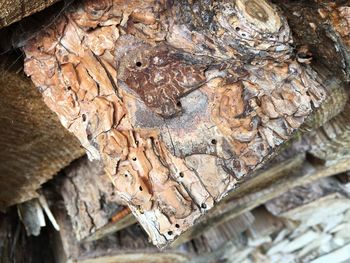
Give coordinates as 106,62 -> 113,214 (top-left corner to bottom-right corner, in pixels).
51,197 -> 255,263
48,173 -> 350,263
300,1 -> 350,166
0,63 -> 84,210
0,0 -> 350,261
171,152 -> 350,247
58,157 -> 132,241
23,0 -> 327,247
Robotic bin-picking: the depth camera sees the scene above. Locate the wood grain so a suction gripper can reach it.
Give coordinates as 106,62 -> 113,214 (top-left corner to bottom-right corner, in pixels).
0,0 -> 60,29
0,65 -> 83,209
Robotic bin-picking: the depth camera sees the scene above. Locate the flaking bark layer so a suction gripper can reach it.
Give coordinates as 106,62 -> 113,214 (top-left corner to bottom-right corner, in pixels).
23,0 -> 326,247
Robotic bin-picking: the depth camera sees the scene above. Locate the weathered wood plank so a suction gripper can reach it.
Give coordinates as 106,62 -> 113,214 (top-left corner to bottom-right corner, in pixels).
0,0 -> 60,29
265,177 -> 350,218
0,63 -> 84,209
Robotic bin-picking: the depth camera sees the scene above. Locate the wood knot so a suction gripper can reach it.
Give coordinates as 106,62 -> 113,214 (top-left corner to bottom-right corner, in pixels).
245,0 -> 268,22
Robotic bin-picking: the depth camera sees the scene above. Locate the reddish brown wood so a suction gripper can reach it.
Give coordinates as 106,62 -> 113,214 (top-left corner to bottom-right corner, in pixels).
23,0 -> 327,247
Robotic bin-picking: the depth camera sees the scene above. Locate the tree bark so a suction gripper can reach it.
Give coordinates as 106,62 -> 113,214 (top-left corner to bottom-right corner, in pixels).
58,157 -> 135,241
22,0 -> 331,248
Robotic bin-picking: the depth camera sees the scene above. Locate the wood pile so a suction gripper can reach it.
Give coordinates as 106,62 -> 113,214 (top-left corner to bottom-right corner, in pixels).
0,0 -> 350,262
7,163 -> 350,263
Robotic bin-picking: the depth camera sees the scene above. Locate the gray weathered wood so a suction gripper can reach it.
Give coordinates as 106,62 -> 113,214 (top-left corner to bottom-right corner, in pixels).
0,0 -> 60,29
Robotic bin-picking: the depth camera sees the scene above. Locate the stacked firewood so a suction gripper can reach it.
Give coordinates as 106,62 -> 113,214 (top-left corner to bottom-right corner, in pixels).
6,158 -> 350,263
0,0 -> 350,262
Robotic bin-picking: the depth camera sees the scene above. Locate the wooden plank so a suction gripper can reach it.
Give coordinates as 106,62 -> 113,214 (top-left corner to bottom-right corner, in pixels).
265,177 -> 350,218
0,63 -> 84,209
0,0 -> 60,29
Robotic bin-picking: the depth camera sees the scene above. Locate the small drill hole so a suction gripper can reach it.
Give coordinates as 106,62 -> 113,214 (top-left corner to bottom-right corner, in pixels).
132,157 -> 137,161
175,224 -> 180,228
235,27 -> 240,31
139,186 -> 143,191
176,101 -> 182,107
67,86 -> 71,91
211,139 -> 217,145
82,114 -> 86,122
298,52 -> 312,59
124,174 -> 128,177
168,231 -> 173,235
136,61 -> 142,67
87,134 -> 92,140
179,172 -> 184,178
201,203 -> 207,209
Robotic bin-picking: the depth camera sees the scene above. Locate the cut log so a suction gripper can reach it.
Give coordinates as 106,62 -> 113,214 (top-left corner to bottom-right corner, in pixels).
22,0 -> 328,247
307,102 -> 350,162
0,62 -> 84,210
51,196 -> 255,263
265,177 -> 350,220
58,157 -> 135,241
0,0 -> 350,260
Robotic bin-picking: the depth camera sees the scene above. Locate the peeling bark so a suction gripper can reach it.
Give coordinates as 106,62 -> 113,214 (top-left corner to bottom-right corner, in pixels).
59,157 -> 130,241
297,2 -> 350,163
51,197 -> 255,263
23,0 -> 327,247
172,152 -> 350,246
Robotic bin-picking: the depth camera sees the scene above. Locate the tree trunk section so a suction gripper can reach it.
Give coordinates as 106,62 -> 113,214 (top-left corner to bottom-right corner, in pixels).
22,0 -> 330,247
